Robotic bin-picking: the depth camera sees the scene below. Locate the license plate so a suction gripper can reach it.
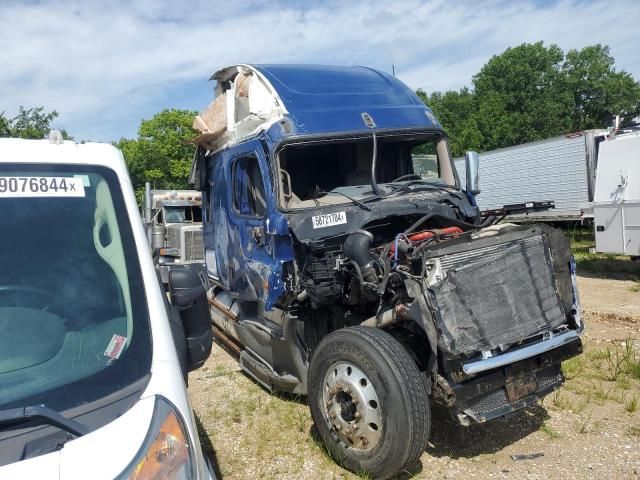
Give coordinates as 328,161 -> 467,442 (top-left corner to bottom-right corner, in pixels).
312,211 -> 347,229
505,373 -> 538,401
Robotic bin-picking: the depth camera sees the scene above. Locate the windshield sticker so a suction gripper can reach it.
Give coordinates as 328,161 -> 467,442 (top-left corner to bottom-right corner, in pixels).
73,174 -> 91,187
104,334 -> 127,360
312,211 -> 347,229
0,176 -> 85,198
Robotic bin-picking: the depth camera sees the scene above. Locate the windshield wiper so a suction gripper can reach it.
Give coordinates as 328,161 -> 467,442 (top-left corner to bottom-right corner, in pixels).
387,180 -> 461,196
0,405 -> 89,437
320,191 -> 372,211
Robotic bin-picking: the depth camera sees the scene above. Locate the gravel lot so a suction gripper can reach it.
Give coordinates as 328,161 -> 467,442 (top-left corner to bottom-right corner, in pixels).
189,274 -> 640,479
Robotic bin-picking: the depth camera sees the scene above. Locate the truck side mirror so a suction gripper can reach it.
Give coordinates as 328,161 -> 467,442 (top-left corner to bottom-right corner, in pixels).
168,267 -> 213,372
465,151 -> 480,195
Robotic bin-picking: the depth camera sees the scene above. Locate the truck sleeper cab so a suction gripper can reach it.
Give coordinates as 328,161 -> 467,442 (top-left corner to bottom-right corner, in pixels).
0,137 -> 214,479
191,64 -> 584,480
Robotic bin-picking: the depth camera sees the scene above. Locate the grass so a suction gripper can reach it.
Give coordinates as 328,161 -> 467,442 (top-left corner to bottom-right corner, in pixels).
625,396 -> 638,413
629,425 -> 640,437
562,356 -> 585,380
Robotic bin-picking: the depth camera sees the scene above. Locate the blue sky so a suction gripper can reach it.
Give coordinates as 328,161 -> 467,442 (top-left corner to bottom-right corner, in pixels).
1,0 -> 639,142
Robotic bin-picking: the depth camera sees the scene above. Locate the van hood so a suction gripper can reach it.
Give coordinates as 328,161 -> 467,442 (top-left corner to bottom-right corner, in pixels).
0,396 -> 154,480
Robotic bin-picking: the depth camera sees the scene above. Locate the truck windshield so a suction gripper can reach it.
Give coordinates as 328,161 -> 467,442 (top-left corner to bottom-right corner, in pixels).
163,205 -> 202,223
278,134 -> 457,209
0,164 -> 151,414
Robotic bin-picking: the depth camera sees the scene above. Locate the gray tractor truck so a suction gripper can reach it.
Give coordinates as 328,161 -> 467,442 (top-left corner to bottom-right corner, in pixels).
142,182 -> 205,285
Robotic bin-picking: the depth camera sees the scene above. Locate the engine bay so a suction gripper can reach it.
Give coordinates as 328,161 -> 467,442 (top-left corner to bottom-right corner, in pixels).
293,213 -> 579,365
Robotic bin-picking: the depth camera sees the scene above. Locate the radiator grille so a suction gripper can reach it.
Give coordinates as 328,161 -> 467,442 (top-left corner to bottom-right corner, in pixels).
431,234 -> 566,356
183,229 -> 204,261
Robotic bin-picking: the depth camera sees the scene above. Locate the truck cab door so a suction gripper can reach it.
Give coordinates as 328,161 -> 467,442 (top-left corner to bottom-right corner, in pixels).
218,139 -> 290,305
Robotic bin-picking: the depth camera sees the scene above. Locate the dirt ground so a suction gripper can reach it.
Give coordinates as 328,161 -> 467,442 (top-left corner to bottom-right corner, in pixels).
189,274 -> 640,479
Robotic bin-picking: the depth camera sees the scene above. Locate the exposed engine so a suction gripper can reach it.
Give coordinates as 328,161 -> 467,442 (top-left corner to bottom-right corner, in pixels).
296,214 -> 578,363
297,215 -> 467,323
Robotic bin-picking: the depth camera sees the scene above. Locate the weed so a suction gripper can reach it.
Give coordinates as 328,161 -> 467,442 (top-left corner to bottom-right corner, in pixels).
540,421 -> 560,439
591,381 -> 615,404
587,349 -> 610,362
575,418 -> 591,434
551,391 -> 573,410
626,396 -> 638,413
562,356 -> 585,380
629,425 -> 640,437
623,339 -> 640,380
616,375 -> 632,390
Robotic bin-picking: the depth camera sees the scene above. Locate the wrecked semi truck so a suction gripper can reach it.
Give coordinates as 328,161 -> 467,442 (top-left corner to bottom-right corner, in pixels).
189,64 -> 584,479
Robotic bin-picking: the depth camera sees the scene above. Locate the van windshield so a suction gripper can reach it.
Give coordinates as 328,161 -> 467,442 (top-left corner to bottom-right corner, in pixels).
0,164 -> 151,413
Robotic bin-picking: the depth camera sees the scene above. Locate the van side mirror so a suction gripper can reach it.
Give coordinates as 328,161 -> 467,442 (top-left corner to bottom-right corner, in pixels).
168,267 -> 213,372
465,151 -> 480,195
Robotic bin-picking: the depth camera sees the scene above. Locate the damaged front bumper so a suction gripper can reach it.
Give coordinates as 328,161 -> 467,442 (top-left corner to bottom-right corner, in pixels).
461,328 -> 580,375
421,224 -> 584,425
451,333 -> 583,425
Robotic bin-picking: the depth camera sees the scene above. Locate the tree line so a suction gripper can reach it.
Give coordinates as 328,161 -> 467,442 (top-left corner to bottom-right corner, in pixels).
419,42 -> 640,157
0,106 -> 70,140
5,42 -> 640,193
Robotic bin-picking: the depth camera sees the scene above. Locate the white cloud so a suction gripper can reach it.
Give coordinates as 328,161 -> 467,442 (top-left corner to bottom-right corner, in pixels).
0,0 -> 638,141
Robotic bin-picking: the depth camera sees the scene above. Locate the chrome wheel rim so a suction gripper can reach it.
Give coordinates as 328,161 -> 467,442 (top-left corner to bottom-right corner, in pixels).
322,362 -> 382,450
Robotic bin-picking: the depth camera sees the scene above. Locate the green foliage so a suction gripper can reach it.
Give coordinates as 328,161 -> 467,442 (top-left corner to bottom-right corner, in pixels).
116,109 -> 197,197
564,44 -> 640,130
0,106 -> 70,140
419,42 -> 640,157
0,113 -> 10,137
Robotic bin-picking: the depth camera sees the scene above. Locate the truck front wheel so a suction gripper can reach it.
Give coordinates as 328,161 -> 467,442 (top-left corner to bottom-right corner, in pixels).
308,326 -> 431,479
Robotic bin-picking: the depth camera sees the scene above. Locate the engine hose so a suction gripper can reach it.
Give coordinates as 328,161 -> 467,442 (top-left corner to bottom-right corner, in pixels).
377,243 -> 393,296
404,212 -> 495,235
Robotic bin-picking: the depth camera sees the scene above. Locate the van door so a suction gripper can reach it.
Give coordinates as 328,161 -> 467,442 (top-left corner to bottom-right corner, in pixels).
212,139 -> 291,306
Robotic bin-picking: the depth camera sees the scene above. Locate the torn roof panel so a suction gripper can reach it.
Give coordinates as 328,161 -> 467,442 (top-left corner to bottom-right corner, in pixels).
197,64 -> 441,152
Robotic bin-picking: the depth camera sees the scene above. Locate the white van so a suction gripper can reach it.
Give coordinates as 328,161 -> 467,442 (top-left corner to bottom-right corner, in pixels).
0,135 -> 215,479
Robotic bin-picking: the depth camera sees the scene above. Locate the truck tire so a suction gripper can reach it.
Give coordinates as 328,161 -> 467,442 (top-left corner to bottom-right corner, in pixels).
308,326 -> 430,479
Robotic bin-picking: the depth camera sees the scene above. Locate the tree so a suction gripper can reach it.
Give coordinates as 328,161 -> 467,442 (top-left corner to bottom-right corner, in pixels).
116,109 -> 197,196
10,106 -> 61,139
418,88 -> 483,157
0,106 -> 70,139
417,42 -> 640,155
564,44 -> 640,129
0,112 -> 10,137
472,42 -> 574,150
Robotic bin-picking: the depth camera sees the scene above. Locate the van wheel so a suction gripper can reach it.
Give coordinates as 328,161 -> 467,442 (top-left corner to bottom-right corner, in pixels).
308,326 -> 430,479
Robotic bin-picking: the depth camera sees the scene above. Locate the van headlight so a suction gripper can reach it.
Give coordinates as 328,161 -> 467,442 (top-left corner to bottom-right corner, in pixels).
120,396 -> 196,480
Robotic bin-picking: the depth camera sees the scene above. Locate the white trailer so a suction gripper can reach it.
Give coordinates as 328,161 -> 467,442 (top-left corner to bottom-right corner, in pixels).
593,130 -> 640,258
454,130 -> 606,222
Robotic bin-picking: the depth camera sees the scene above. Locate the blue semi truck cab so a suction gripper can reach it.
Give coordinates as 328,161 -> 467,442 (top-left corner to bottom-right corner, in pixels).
190,64 -> 584,479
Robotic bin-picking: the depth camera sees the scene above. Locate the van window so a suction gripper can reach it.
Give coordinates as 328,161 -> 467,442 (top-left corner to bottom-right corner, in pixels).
0,164 -> 151,415
232,155 -> 267,217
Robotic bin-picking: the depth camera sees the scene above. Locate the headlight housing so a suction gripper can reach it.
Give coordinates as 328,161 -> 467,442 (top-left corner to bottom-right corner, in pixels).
119,396 -> 196,480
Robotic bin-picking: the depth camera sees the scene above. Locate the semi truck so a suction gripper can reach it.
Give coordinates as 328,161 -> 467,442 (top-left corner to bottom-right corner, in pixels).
454,130 -> 607,222
189,64 -> 584,479
142,182 -> 205,284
